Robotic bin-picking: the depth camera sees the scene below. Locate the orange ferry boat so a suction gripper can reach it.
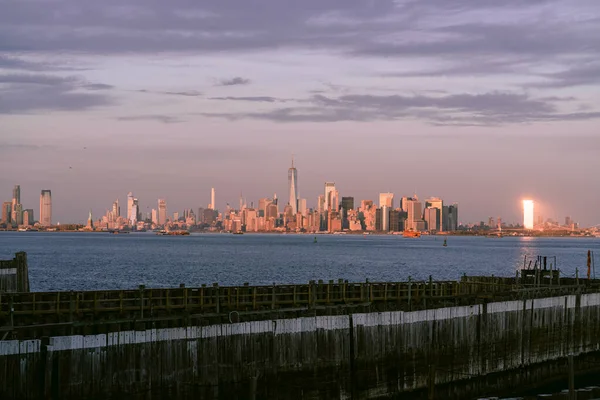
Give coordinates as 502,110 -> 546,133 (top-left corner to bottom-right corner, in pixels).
402,229 -> 421,238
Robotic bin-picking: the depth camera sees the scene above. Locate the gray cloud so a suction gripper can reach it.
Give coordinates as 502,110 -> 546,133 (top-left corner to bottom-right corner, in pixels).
116,115 -> 184,123
216,77 -> 251,86
528,63 -> 600,89
83,83 -> 114,90
0,73 -> 114,114
209,96 -> 280,102
200,91 -> 600,125
137,89 -> 202,97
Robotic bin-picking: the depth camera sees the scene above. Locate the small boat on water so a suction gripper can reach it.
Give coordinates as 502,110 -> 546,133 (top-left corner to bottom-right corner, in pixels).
157,230 -> 190,236
403,229 -> 421,238
232,231 -> 244,235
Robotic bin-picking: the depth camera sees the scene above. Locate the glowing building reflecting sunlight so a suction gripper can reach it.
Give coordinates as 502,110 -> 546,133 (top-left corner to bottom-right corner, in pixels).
523,200 -> 534,229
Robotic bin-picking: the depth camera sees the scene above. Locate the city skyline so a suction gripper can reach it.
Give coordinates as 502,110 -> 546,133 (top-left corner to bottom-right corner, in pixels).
0,164 -> 588,228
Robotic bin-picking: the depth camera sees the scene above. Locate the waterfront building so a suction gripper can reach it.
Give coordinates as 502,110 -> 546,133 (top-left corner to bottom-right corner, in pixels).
112,199 -> 120,219
22,209 -> 34,226
447,204 -> 459,231
288,157 -> 298,215
2,202 -> 12,225
389,209 -> 403,232
379,193 -> 394,209
14,204 -> 23,225
523,200 -> 534,229
11,185 -> 20,223
425,197 -> 443,231
127,192 -> 135,222
151,209 -> 158,224
424,207 -> 440,232
158,199 -> 167,225
405,196 -> 424,231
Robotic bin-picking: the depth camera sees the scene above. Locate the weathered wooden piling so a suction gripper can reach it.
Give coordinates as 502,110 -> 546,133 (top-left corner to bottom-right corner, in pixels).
0,252 -> 29,293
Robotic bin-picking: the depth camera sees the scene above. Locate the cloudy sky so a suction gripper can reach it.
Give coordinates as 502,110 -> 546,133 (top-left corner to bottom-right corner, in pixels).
1,0 -> 599,225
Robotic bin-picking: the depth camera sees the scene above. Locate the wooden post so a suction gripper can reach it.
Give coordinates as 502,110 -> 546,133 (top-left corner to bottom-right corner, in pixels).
271,283 -> 276,310
568,354 -> 575,400
213,283 -> 220,314
429,275 -> 433,297
249,375 -> 258,400
428,364 -> 435,400
576,268 -> 579,286
408,276 -> 412,310
139,285 -> 145,319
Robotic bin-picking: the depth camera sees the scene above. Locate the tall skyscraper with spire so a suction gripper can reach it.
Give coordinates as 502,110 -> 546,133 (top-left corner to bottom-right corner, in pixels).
288,156 -> 298,215
210,188 -> 215,210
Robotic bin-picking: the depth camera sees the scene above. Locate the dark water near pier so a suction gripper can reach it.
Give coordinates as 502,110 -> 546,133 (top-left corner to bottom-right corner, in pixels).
0,232 -> 598,291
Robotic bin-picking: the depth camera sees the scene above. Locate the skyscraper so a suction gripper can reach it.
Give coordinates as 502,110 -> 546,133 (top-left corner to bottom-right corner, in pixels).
523,200 -> 534,229
425,197 -> 443,231
298,198 -> 307,216
158,199 -> 167,225
2,202 -> 11,224
39,190 -> 52,227
11,185 -> 20,222
379,193 -> 394,208
405,197 -> 424,231
22,209 -> 34,226
324,182 -> 336,211
112,199 -> 120,219
127,192 -> 135,222
151,209 -> 158,224
288,157 -> 298,215
447,204 -> 459,231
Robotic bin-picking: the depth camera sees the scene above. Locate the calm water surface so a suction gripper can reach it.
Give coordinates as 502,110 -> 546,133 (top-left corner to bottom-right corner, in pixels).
0,232 -> 598,291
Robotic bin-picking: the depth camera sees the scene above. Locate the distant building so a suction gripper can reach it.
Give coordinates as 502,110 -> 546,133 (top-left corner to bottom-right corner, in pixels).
127,192 -> 135,222
405,197 -> 424,231
447,204 -> 459,231
2,202 -> 11,225
158,199 -> 167,225
288,157 -> 298,215
379,193 -> 394,209
523,200 -> 534,229
389,209 -> 404,232
298,198 -> 307,216
317,195 -> 325,213
112,199 -> 120,219
173,212 -> 179,221
424,207 -> 440,232
425,197 -> 443,231
324,182 -> 336,211
11,185 -> 20,223
22,209 -> 34,226
14,204 -> 23,226
151,209 -> 158,224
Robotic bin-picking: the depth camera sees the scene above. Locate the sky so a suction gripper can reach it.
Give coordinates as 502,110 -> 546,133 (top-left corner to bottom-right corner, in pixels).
1,0 -> 600,226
